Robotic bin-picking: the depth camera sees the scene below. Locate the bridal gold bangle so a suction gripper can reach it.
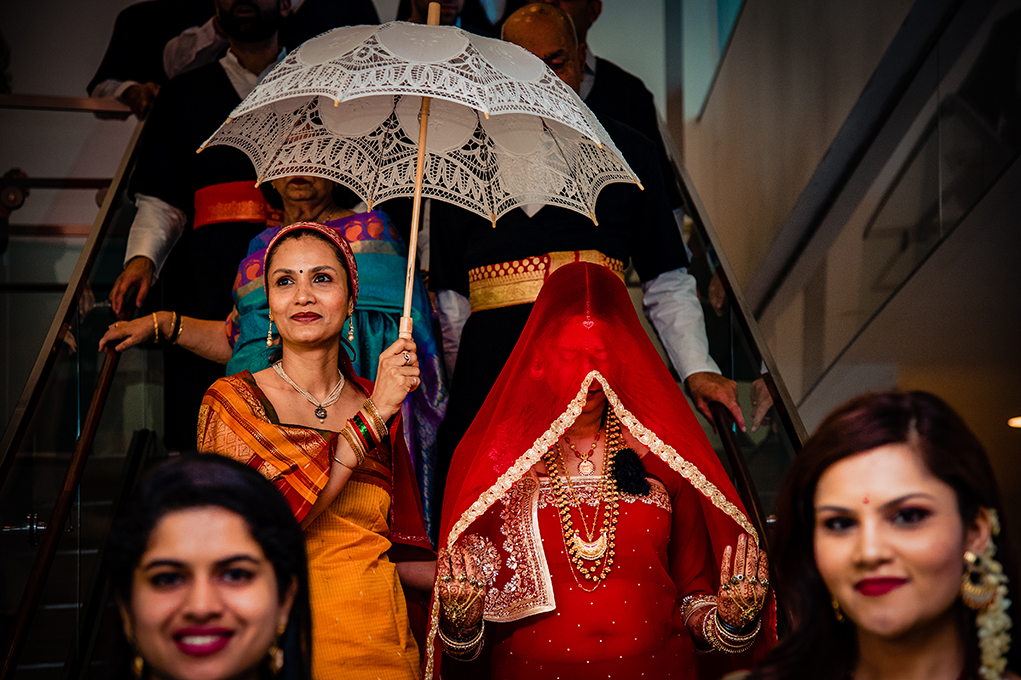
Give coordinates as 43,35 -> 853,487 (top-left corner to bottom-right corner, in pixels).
702,606 -> 759,653
439,620 -> 485,660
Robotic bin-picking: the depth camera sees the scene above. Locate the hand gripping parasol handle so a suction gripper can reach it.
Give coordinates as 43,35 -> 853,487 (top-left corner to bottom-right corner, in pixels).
400,2 -> 442,339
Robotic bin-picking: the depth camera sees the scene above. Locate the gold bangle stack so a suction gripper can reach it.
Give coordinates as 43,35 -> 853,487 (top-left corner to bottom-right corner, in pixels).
680,594 -> 718,628
362,398 -> 389,439
702,606 -> 759,653
439,620 -> 485,661
338,428 -> 367,467
337,402 -> 391,470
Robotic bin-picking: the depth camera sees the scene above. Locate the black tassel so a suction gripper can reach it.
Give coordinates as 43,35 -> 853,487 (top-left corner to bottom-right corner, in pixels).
613,448 -> 650,496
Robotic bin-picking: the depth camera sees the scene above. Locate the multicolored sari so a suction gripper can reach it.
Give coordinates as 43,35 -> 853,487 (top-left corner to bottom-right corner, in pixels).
197,371 -> 432,680
224,211 -> 447,535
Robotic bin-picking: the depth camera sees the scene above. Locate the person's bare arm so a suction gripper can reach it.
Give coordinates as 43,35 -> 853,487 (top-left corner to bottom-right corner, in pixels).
397,560 -> 437,592
98,311 -> 231,364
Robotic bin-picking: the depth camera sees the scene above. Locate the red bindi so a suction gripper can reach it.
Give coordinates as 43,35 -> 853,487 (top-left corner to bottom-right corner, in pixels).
862,496 -> 870,504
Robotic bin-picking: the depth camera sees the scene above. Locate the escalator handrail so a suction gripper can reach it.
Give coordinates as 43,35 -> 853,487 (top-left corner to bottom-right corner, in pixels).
0,350 -> 121,680
709,401 -> 770,553
673,160 -> 809,447
0,118 -> 145,488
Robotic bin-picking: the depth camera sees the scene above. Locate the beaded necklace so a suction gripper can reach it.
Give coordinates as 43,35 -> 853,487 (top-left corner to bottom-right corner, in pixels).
542,408 -> 623,592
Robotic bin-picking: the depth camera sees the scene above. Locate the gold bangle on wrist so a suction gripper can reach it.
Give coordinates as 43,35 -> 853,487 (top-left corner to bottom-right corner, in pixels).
339,427 -> 366,466
362,398 -> 389,439
151,312 -> 160,344
171,316 -> 184,344
439,619 -> 485,659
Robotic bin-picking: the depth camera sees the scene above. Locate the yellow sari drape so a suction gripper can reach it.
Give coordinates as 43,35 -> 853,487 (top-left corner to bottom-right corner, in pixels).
198,372 -> 424,680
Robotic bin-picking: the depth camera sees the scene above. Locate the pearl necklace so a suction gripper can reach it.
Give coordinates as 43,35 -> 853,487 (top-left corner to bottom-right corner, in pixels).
272,361 -> 345,423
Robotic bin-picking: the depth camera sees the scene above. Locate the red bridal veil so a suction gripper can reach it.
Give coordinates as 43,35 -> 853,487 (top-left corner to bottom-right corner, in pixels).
427,262 -> 775,678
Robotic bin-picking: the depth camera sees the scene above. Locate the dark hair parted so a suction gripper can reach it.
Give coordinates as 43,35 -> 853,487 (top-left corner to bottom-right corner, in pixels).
753,391 -> 1018,680
107,455 -> 312,680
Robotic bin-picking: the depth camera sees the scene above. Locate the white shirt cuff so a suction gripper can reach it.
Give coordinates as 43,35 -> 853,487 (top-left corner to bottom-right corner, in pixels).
435,289 -> 471,378
642,267 -> 721,380
125,194 -> 188,280
91,79 -> 139,100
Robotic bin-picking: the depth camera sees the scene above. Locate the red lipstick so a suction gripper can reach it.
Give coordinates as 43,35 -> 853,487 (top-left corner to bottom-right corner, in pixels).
854,577 -> 908,596
291,312 -> 320,322
173,627 -> 233,656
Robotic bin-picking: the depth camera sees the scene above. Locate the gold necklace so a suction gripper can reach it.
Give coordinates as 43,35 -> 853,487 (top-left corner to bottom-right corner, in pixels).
563,423 -> 601,475
542,409 -> 623,592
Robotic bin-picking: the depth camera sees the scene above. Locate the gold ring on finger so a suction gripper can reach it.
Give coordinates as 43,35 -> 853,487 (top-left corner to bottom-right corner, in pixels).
730,576 -> 740,585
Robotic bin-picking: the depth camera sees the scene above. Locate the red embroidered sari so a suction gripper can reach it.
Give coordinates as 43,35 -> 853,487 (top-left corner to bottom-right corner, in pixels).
428,263 -> 775,679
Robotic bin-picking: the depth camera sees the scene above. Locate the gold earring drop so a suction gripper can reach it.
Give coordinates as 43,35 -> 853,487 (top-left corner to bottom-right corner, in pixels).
347,316 -> 355,343
831,595 -> 845,622
961,550 -> 998,610
132,654 -> 144,678
267,621 -> 286,674
267,314 -> 274,348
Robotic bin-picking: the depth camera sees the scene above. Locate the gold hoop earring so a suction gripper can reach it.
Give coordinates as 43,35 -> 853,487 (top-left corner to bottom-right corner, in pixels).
267,314 -> 274,348
347,316 -> 355,343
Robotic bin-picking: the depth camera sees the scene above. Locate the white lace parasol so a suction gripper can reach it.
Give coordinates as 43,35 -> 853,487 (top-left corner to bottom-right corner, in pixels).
201,22 -> 641,223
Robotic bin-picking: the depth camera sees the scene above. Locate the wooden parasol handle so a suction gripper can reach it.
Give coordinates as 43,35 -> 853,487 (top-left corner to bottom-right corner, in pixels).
400,2 -> 442,339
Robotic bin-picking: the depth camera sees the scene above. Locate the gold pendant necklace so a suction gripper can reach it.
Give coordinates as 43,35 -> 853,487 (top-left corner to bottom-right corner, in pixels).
572,532 -> 607,560
542,409 -> 623,591
563,422 -> 602,476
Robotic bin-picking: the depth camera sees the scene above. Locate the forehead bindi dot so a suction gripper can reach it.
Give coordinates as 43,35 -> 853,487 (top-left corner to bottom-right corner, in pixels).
299,269 -> 303,274
862,496 -> 870,505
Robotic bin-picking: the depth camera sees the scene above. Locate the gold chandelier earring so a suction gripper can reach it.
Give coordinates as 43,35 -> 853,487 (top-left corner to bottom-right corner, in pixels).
347,315 -> 355,343
961,549 -> 998,610
267,314 -> 274,348
267,621 -> 286,675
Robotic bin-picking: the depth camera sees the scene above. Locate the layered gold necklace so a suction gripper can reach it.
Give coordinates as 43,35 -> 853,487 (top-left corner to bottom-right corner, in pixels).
542,408 -> 623,591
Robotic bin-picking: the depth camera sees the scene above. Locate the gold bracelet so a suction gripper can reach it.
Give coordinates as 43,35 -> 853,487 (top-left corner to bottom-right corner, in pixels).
332,454 -> 356,472
339,426 -> 366,466
172,316 -> 184,345
151,312 -> 160,344
362,398 -> 389,439
439,619 -> 485,651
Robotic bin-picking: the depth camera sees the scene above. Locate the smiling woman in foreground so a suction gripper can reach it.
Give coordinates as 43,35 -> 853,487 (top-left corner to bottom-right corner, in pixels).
752,391 -> 1019,680
107,455 -> 311,680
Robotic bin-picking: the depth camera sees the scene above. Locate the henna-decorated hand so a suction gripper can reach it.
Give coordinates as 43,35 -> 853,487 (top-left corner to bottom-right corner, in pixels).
717,533 -> 770,630
437,544 -> 485,634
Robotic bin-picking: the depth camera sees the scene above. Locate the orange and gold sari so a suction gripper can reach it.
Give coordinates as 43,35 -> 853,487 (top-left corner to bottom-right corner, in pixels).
198,371 -> 433,680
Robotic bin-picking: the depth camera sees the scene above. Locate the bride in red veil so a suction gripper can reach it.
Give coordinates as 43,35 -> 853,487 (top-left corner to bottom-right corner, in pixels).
426,262 -> 776,679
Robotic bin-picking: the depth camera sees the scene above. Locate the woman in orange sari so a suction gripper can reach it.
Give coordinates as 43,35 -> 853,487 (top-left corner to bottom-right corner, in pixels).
197,221 -> 433,680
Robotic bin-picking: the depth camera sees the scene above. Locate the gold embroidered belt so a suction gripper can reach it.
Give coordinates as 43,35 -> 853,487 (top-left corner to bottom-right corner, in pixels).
468,250 -> 624,313
193,181 -> 281,229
